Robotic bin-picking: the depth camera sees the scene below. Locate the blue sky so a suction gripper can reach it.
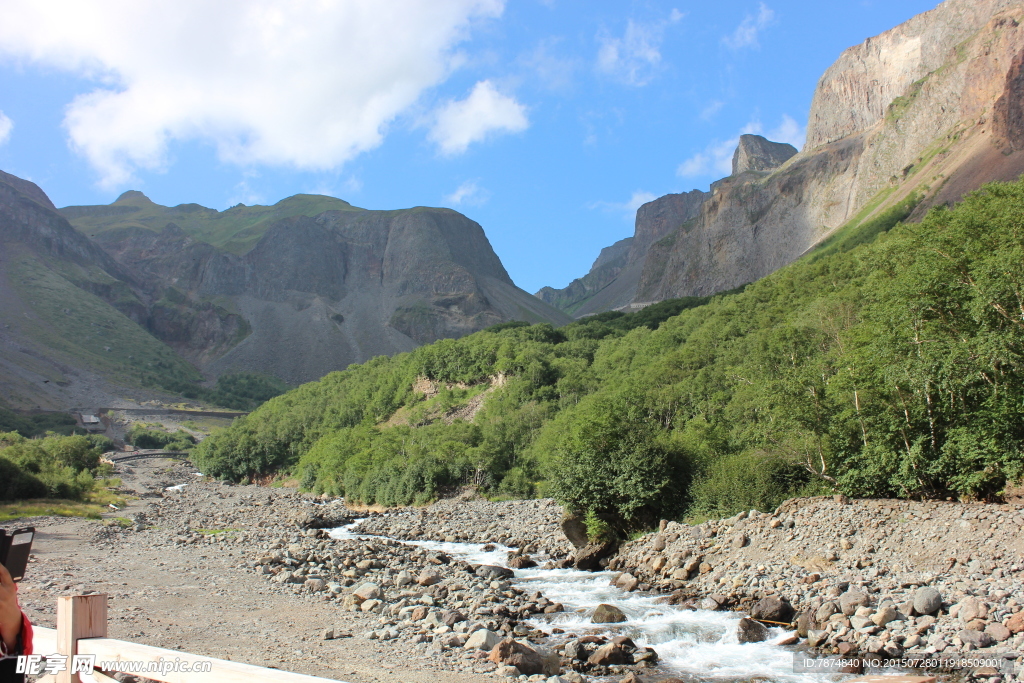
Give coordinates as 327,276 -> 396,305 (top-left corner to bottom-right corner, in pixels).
0,0 -> 938,294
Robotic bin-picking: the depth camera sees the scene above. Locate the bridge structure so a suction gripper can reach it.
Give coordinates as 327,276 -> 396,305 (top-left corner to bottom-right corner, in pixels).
103,449 -> 191,464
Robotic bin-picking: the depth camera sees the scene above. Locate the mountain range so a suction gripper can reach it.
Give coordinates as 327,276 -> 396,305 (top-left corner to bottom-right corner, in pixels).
3,0 -> 1024,409
539,0 -> 1024,315
0,175 -> 567,409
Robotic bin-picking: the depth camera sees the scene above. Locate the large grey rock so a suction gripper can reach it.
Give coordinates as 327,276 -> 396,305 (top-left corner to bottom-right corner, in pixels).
750,596 -> 794,624
352,582 -> 382,602
560,513 -> 589,549
913,587 -> 943,616
464,629 -> 500,651
840,591 -> 870,616
592,604 -> 628,624
737,617 -> 770,643
958,629 -> 994,649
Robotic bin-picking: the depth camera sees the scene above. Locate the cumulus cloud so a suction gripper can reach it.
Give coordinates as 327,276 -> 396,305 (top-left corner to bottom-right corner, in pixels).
0,111 -> 12,145
429,80 -> 528,155
444,179 -> 491,206
723,2 -> 775,50
589,189 -> 657,221
678,117 -> 805,178
596,20 -> 664,86
0,0 -> 504,187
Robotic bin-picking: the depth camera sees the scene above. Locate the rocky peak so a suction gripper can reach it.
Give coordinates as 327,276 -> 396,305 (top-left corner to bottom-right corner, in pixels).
806,0 -> 1020,149
731,135 -> 797,175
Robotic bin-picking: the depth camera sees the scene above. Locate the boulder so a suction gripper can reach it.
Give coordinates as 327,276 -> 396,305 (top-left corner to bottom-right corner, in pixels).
573,542 -> 615,571
958,597 -> 988,623
750,596 -> 794,623
561,512 -> 589,549
839,590 -> 870,616
613,572 -> 640,592
508,555 -> 537,569
913,587 -> 942,616
807,630 -> 828,647
871,604 -> 899,627
488,638 -> 552,676
958,629 -> 993,649
465,629 -> 501,651
303,578 -> 326,592
442,609 -> 467,626
986,623 -> 1011,642
352,582 -> 382,602
737,617 -> 770,644
417,570 -> 442,586
592,604 -> 628,624
587,641 -> 633,666
1006,611 -> 1024,634
476,564 -> 514,580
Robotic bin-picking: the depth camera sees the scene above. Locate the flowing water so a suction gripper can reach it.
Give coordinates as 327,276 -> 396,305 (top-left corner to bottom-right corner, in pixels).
330,520 -> 846,683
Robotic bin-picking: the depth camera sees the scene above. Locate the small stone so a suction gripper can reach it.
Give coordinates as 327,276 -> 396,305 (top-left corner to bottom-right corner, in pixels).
871,604 -> 898,627
353,582 -> 382,601
322,628 -> 335,640
958,629 -> 993,649
465,629 -> 501,651
986,623 -> 1011,642
913,587 -> 942,616
807,630 -> 828,647
417,570 -> 442,586
839,591 -> 870,616
613,572 -> 640,592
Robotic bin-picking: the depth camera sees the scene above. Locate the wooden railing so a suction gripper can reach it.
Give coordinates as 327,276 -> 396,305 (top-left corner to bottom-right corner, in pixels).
29,594 -> 347,683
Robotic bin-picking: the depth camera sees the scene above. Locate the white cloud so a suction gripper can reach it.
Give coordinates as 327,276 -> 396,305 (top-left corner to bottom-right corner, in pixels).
596,20 -> 664,86
429,80 -> 528,155
723,2 -> 775,50
670,9 -> 686,23
700,100 -> 724,121
677,115 -> 804,178
0,0 -> 504,188
589,189 -> 657,221
768,114 -> 806,150
445,179 -> 491,206
521,38 -> 579,92
0,111 -> 12,145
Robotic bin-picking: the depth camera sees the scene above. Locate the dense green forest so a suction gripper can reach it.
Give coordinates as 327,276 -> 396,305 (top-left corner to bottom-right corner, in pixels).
194,179 -> 1024,535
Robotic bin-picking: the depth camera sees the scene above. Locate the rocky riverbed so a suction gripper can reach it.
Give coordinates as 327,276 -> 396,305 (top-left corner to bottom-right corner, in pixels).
7,459 -> 1023,683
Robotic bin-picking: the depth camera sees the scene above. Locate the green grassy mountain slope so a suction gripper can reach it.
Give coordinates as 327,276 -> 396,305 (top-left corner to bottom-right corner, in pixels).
195,177 -> 1024,533
62,191 -> 362,255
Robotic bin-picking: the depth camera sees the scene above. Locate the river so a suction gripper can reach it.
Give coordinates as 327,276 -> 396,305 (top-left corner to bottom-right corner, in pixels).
330,520 -> 844,683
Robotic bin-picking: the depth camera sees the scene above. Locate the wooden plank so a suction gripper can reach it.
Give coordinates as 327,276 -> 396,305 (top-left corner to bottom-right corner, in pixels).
56,595 -> 108,683
77,637 -> 348,683
33,625 -> 58,654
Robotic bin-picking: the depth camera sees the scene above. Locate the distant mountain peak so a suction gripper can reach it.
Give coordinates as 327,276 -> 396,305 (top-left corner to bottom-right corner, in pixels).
732,134 -> 798,175
114,189 -> 153,203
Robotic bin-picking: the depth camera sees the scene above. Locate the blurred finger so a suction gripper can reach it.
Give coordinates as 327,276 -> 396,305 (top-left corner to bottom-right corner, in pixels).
0,562 -> 13,589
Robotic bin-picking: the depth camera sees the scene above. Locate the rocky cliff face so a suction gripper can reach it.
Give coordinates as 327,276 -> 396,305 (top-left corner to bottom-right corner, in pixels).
76,196 -> 570,385
537,190 -> 707,316
0,172 -> 569,406
557,0 -> 1024,307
